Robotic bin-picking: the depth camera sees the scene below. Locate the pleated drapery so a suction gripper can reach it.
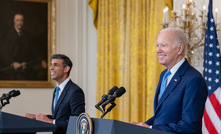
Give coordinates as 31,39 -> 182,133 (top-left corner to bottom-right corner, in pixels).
89,0 -> 172,123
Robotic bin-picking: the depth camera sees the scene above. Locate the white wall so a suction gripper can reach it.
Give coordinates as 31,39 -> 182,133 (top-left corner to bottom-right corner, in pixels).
56,0 -> 97,117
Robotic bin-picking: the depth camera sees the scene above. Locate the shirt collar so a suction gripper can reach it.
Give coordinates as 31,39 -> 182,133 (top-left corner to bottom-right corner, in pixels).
166,58 -> 185,85
57,77 -> 70,92
169,58 -> 185,75
14,26 -> 21,33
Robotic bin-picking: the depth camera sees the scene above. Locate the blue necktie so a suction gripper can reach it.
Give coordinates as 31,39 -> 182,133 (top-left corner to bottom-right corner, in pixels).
54,86 -> 60,109
158,70 -> 171,101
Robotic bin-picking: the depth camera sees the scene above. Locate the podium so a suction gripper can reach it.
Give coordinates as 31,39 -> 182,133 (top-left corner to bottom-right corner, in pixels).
67,116 -> 170,134
0,111 -> 56,133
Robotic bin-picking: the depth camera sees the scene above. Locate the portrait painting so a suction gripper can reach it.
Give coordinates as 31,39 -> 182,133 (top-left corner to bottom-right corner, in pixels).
0,0 -> 55,88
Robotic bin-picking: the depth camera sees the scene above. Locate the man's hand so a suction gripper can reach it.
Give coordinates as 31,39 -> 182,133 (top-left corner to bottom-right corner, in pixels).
137,122 -> 150,128
35,113 -> 53,124
130,121 -> 150,128
12,62 -> 27,70
130,121 -> 138,125
12,62 -> 22,70
21,62 -> 27,69
24,113 -> 36,119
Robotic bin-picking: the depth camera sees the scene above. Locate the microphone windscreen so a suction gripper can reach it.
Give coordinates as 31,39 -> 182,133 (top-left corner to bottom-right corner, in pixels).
9,90 -> 21,97
108,86 -> 118,95
115,87 -> 126,97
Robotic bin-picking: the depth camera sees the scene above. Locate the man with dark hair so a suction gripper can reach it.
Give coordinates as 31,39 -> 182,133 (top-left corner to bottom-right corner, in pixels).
50,54 -> 73,76
25,54 -> 85,134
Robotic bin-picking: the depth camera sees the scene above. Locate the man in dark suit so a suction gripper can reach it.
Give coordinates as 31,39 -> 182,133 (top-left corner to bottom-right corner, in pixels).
25,54 -> 85,134
131,28 -> 208,133
1,12 -> 47,80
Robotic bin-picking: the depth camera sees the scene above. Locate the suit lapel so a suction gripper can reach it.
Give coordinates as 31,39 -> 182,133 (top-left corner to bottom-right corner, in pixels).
52,88 -> 56,116
155,60 -> 189,114
156,75 -> 181,112
53,80 -> 72,117
154,73 -> 164,112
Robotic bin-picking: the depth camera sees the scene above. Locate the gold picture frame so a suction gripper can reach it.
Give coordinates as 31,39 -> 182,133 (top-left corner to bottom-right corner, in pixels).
0,0 -> 56,88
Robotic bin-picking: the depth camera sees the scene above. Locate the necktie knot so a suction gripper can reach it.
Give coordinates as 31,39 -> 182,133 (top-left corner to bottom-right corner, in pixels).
158,70 -> 171,101
56,86 -> 60,92
164,70 -> 171,79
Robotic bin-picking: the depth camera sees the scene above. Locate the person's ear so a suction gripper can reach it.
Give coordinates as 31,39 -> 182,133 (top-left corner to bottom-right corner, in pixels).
64,66 -> 70,73
177,43 -> 184,55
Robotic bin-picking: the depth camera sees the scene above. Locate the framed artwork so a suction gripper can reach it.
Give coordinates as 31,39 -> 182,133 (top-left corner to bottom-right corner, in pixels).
0,0 -> 56,88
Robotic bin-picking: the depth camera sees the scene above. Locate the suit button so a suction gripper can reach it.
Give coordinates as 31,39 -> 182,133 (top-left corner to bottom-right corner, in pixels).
155,119 -> 157,122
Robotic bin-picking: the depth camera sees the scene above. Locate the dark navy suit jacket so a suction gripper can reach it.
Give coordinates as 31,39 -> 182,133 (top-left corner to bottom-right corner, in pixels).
50,80 -> 85,134
145,59 -> 207,134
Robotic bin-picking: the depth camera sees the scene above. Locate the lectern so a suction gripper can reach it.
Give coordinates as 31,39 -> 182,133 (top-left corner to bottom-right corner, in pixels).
0,111 -> 56,133
67,116 -> 170,134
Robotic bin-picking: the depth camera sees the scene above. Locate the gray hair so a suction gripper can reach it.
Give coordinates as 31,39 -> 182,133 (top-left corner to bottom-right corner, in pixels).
160,28 -> 188,55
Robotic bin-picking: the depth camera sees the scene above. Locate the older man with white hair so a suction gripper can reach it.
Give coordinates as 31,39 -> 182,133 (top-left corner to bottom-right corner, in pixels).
131,28 -> 208,134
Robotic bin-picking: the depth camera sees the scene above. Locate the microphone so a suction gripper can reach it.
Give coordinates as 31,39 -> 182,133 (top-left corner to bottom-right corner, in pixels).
10,90 -> 20,97
100,87 -> 126,118
1,90 -> 20,100
0,90 -> 21,109
101,87 -> 126,109
95,86 -> 118,112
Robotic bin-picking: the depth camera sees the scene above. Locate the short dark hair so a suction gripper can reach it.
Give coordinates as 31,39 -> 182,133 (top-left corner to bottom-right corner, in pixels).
50,54 -> 73,76
14,12 -> 24,18
14,12 -> 24,16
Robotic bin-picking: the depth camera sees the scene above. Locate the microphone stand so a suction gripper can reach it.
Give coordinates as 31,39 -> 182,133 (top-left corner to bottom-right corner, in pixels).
95,94 -> 110,113
101,97 -> 116,113
95,104 -> 103,113
100,102 -> 116,118
0,94 -> 10,110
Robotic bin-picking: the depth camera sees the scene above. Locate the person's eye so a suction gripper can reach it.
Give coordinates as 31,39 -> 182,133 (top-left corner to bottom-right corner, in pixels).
162,44 -> 167,47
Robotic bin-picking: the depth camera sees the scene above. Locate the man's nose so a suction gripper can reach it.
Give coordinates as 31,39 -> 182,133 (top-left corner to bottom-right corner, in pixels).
156,47 -> 162,53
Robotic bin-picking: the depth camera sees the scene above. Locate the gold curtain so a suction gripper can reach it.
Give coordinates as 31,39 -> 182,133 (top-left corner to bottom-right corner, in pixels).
89,0 -> 172,123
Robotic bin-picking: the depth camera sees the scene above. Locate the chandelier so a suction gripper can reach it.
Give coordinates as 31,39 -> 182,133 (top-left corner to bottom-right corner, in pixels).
161,0 -> 219,64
